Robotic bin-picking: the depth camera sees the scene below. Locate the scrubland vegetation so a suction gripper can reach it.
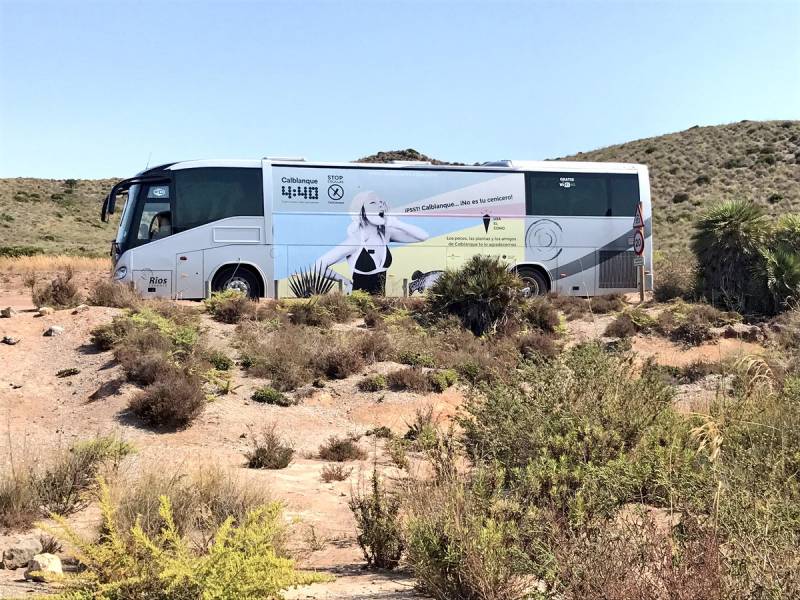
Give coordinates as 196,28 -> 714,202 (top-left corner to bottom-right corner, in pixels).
2,136 -> 800,597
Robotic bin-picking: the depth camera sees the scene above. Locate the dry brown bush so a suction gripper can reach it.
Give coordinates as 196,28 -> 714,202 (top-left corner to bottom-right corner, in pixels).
318,436 -> 367,462
31,266 -> 82,308
89,279 -> 141,309
556,514 -> 722,600
387,367 -> 431,392
245,425 -> 294,470
113,465 -> 274,547
128,372 -> 206,430
516,330 -> 559,359
320,464 -> 352,482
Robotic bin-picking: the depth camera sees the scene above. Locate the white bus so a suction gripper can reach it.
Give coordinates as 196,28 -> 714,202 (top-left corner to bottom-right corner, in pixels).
101,158 -> 653,299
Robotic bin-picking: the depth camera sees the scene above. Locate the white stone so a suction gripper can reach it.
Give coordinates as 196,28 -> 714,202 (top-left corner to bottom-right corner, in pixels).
37,307 -> 54,316
24,553 -> 63,581
0,306 -> 15,318
43,325 -> 65,337
72,304 -> 89,313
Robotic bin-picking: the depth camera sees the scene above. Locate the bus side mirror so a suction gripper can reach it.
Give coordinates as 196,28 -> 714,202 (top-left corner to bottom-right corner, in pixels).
101,195 -> 109,222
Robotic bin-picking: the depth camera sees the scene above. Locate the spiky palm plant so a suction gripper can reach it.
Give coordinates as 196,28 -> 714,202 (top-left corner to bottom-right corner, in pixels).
773,214 -> 800,254
763,247 -> 800,311
691,200 -> 771,314
288,264 -> 336,298
427,254 -> 522,336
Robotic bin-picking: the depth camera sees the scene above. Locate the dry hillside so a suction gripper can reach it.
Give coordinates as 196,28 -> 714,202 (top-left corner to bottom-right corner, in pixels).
0,178 -> 120,256
1,120 -> 797,257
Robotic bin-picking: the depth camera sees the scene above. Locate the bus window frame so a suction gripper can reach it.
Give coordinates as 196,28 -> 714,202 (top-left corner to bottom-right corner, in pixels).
525,171 -> 640,218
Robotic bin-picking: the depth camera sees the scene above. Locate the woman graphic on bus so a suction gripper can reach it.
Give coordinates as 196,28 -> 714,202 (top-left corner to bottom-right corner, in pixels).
312,190 -> 429,295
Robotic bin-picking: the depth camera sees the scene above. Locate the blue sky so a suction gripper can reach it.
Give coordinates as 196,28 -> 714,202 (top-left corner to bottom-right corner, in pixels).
1,0 -> 798,178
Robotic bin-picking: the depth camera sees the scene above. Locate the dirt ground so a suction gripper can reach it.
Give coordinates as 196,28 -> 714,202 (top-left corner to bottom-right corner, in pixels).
0,270 -> 770,598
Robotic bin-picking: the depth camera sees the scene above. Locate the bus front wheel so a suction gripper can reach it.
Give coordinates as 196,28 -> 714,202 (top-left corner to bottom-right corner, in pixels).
514,266 -> 549,297
212,265 -> 261,299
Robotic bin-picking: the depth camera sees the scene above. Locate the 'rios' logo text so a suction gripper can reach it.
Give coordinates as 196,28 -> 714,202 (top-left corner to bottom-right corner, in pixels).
149,276 -> 168,286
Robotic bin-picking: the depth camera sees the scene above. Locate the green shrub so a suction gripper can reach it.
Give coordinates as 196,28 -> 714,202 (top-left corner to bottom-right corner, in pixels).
365,425 -> 393,439
403,471 -> 535,600
403,406 -> 439,449
46,483 -> 328,597
288,298 -> 332,326
461,344 -> 709,524
245,425 -> 294,469
397,349 -> 436,368
428,255 -> 522,336
692,200 -> 772,314
358,374 -> 388,392
207,350 -> 233,371
34,436 -> 133,516
318,436 -> 367,462
204,289 -> 256,323
349,469 -> 404,570
428,369 -> 458,393
0,245 -> 44,258
1,436 -> 133,529
316,292 -> 356,322
348,289 -> 377,314
251,386 -> 293,407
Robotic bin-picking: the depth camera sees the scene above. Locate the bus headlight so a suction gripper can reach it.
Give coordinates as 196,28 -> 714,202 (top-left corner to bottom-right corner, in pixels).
113,266 -> 128,280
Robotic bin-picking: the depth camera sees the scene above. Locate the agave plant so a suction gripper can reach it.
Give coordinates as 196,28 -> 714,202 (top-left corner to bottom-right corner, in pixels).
691,200 -> 771,314
427,254 -> 522,336
288,264 -> 336,298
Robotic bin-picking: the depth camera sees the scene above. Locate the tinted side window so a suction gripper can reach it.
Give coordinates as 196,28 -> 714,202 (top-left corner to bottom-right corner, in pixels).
174,168 -> 263,231
527,172 -> 609,217
608,174 -> 640,217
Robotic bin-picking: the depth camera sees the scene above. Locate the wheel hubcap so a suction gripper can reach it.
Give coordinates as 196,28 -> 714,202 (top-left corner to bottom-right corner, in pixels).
225,276 -> 250,296
521,277 -> 540,298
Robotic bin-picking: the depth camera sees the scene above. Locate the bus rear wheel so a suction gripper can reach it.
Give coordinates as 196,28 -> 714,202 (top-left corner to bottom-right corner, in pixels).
212,265 -> 261,299
514,266 -> 549,297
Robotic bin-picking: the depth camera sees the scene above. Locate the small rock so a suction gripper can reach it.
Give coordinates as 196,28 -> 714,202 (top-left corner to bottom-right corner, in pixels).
43,326 -> 65,337
0,306 -> 15,318
2,537 -> 43,570
722,322 -> 763,342
72,304 -> 89,314
2,336 -> 20,345
37,307 -> 54,316
24,553 -> 63,582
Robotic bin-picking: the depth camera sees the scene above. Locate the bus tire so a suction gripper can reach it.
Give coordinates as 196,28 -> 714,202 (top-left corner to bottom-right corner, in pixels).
211,265 -> 262,299
514,266 -> 549,297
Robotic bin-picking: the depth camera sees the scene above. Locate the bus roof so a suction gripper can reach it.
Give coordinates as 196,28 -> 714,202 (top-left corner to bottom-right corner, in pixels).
161,158 -> 646,174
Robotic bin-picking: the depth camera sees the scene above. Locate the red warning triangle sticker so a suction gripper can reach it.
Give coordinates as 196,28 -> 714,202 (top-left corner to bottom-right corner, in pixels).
632,203 -> 644,229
